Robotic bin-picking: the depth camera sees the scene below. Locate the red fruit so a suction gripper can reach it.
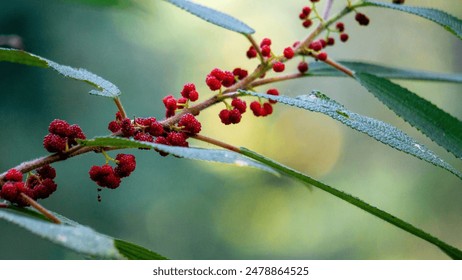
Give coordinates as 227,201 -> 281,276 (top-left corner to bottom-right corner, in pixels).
233,68 -> 248,80
178,113 -> 202,135
246,46 -> 257,59
43,133 -> 67,153
327,37 -> 335,46
34,178 -> 57,199
103,173 -> 121,189
319,39 -> 327,48
336,22 -> 345,32
261,45 -> 271,57
266,88 -> 279,104
48,119 -> 70,136
317,52 -> 328,61
68,124 -> 86,145
115,154 -> 136,178
181,83 -> 196,98
298,61 -> 309,73
219,109 -> 231,125
5,169 -> 23,182
229,109 -> 242,124
250,101 -> 263,117
177,97 -> 188,109
260,38 -> 272,47
310,0 -> 320,2
167,132 -> 189,147
166,109 -> 176,118
148,121 -> 164,137
393,0 -> 404,4
283,47 -> 295,59
272,61 -> 285,73
36,165 -> 56,180
108,120 -> 121,133
231,98 -> 247,113
121,118 -> 135,137
206,75 -> 222,91
262,102 -> 273,116
0,182 -> 20,202
309,40 -> 323,51
210,68 -> 225,80
302,6 -> 311,16
340,33 -> 349,42
221,71 -> 236,87
134,132 -> 154,143
355,13 -> 370,26
302,19 -> 313,28
188,90 -> 199,102
163,95 -> 178,111
89,164 -> 121,189
299,12 -> 307,20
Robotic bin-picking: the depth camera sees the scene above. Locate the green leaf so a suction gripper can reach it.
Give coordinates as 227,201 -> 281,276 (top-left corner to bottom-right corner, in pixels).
63,0 -> 134,7
115,239 -> 168,260
360,1 -> 462,40
240,89 -> 462,180
0,208 -> 167,259
163,0 -> 255,34
309,61 -> 462,83
0,47 -> 120,98
78,137 -> 279,175
355,72 -> 462,160
240,148 -> 462,260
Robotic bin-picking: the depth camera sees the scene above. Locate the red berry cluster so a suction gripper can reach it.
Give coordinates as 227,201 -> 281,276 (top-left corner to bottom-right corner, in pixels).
206,68 -> 236,91
43,119 -> 86,153
0,166 -> 57,207
219,98 -> 246,125
298,6 -> 312,28
307,39 -> 328,61
89,153 -> 136,189
249,89 -> 279,117
336,22 -> 349,42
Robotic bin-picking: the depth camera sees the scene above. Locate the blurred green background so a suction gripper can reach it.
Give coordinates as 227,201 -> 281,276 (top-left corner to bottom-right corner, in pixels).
1,0 -> 461,259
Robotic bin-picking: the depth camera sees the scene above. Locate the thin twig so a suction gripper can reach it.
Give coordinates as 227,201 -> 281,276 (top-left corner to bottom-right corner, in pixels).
192,134 -> 241,153
20,193 -> 61,224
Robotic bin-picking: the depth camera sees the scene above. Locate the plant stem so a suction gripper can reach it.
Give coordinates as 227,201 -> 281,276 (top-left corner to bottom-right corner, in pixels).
113,97 -> 127,119
250,73 -> 305,87
20,193 -> 61,224
192,134 -> 240,153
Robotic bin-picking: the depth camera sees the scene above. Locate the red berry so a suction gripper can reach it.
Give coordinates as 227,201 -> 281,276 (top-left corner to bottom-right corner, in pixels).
43,133 -> 67,153
134,132 -> 154,143
261,45 -> 271,57
108,120 -> 121,133
260,38 -> 272,47
221,71 -> 235,87
310,0 -> 320,2
229,109 -> 242,124
336,22 -> 345,32
154,137 -> 170,157
309,40 -> 323,51
0,182 -> 20,202
89,164 -> 121,189
166,109 -> 176,118
262,102 -> 273,116
340,33 -> 349,42
34,178 -> 57,199
206,75 -> 222,91
319,39 -> 327,48
302,19 -> 313,28
181,83 -> 196,98
273,61 -> 285,73
355,13 -> 370,26
299,12 -> 307,20
68,124 -> 86,145
231,98 -> 247,113
163,95 -> 178,111
283,47 -> 295,59
266,89 -> 279,104
250,101 -> 263,117
5,169 -> 23,182
327,37 -> 335,46
115,154 -> 136,178
233,68 -> 248,80
210,68 -> 225,80
298,61 -> 309,73
317,52 -> 328,61
148,121 -> 164,137
302,6 -> 311,16
36,165 -> 56,180
219,109 -> 231,125
393,0 -> 405,4
167,132 -> 189,147
48,119 -> 70,136
178,113 -> 202,135
246,46 -> 257,59
103,173 -> 121,189
188,90 -> 199,102
121,118 -> 135,137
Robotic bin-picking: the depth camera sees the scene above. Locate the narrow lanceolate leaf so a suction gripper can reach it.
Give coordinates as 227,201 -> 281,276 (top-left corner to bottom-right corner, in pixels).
240,148 -> 462,260
309,61 -> 462,83
240,90 -> 462,180
0,47 -> 120,98
0,209 -> 123,259
114,239 -> 168,260
78,137 -> 279,175
355,72 -> 462,160
163,0 -> 255,34
360,1 -> 462,40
